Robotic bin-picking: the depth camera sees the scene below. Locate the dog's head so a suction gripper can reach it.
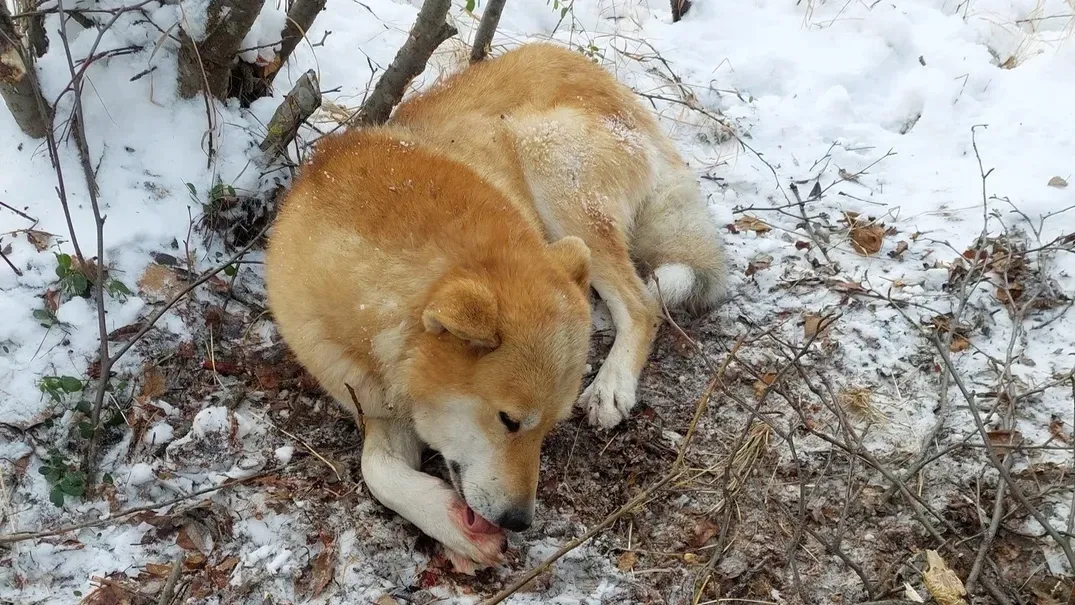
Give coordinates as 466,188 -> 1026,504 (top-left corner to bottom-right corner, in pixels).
406,236 -> 592,532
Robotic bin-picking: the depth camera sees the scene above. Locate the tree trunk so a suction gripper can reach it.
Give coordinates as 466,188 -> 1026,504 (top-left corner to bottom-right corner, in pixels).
670,0 -> 691,23
0,2 -> 50,138
469,0 -> 506,63
230,0 -> 327,105
177,0 -> 263,100
349,0 -> 456,127
267,0 -> 327,85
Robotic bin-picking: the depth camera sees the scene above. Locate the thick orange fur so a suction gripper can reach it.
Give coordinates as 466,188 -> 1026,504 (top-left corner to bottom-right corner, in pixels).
265,42 -> 726,571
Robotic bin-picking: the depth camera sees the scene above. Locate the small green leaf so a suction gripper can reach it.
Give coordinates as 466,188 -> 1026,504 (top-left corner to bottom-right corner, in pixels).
37,465 -> 51,476
75,400 -> 92,415
33,309 -> 52,321
108,279 -> 133,296
70,273 -> 89,294
186,183 -> 197,198
223,264 -> 237,277
465,0 -> 476,11
57,253 -> 72,271
102,473 -> 114,485
106,411 -> 125,427
60,376 -> 83,393
78,421 -> 94,438
50,486 -> 65,507
59,473 -> 85,496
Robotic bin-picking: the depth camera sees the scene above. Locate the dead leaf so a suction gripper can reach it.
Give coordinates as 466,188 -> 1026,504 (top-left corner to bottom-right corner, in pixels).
184,552 -> 207,570
177,520 -> 214,555
831,280 -> 866,293
734,215 -> 771,235
137,264 -> 184,301
144,563 -> 173,577
215,555 -> 240,574
995,284 -> 1025,304
949,335 -> 970,352
794,240 -> 811,250
986,430 -> 1023,455
753,372 -> 777,399
849,222 -> 885,256
888,240 -> 909,259
1049,416 -> 1069,444
804,314 -> 833,339
745,254 -> 773,276
1000,55 -> 1017,69
373,597 -> 403,605
687,520 -> 719,548
1047,176 -> 1068,188
44,288 -> 61,313
838,168 -> 859,183
922,550 -> 967,605
80,583 -> 132,605
310,535 -> 337,597
616,550 -> 638,572
139,364 -> 166,401
26,230 -> 53,252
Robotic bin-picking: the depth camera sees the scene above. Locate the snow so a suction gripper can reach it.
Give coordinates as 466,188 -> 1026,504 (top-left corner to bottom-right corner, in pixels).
274,445 -> 295,465
143,422 -> 174,446
127,463 -> 156,486
2,0 -> 1074,601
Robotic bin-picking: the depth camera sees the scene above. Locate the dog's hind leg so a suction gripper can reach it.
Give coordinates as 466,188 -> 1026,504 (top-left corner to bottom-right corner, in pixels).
361,418 -> 506,573
631,156 -> 728,315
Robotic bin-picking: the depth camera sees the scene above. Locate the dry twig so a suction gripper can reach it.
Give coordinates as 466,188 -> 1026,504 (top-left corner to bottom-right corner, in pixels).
0,471 -> 273,544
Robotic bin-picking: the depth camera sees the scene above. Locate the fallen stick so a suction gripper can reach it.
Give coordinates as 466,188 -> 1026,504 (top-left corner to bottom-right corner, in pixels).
0,471 -> 273,545
259,69 -> 321,163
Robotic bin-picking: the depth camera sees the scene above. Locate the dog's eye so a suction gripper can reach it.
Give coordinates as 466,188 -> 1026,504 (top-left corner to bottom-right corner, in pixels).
499,411 -> 521,433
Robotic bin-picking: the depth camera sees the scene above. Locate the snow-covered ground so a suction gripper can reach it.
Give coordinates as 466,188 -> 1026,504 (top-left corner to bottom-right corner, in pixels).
2,0 -> 1074,602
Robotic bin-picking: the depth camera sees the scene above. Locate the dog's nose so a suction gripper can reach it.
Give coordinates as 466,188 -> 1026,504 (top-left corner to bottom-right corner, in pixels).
496,507 -> 533,532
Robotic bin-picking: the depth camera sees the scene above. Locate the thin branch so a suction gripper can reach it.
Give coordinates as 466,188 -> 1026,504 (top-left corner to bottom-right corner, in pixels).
267,0 -> 326,85
0,245 -> 22,276
348,0 -> 456,126
931,332 -> 1075,571
482,330 -> 740,605
106,221 -> 272,368
0,471 -> 273,544
469,0 -> 506,63
55,0 -> 111,486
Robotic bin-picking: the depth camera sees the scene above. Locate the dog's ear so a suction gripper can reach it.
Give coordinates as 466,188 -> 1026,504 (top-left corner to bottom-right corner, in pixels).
548,236 -> 591,292
422,276 -> 500,349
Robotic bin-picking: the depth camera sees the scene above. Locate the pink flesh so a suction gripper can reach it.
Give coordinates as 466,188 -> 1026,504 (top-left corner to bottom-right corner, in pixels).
460,503 -> 500,534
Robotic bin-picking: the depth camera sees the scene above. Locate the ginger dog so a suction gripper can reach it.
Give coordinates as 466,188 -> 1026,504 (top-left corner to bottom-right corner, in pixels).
265,42 -> 727,571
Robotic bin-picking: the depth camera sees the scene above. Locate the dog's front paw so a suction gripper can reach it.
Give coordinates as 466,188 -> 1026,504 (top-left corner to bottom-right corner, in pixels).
579,360 -> 638,429
440,500 -> 507,574
444,533 -> 507,575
